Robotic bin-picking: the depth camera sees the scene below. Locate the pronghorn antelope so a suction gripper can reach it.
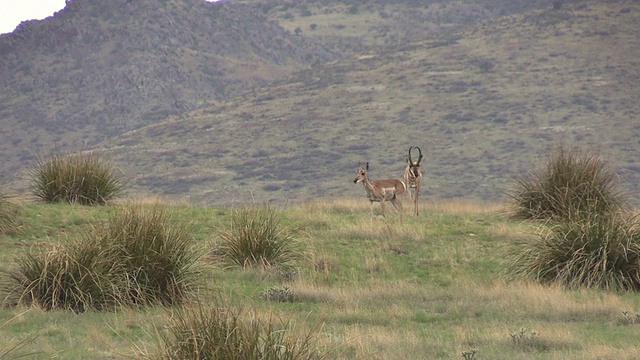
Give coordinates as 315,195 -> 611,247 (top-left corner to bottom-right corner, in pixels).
353,162 -> 406,222
403,146 -> 423,216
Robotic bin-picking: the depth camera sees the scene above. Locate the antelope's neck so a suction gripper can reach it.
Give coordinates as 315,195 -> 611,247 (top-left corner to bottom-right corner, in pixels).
362,177 -> 378,199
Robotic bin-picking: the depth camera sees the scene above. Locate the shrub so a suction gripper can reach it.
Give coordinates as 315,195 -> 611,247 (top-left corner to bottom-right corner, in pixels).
509,212 -> 640,291
619,310 -> 640,325
3,204 -> 201,311
508,146 -> 626,221
147,303 -> 327,360
217,205 -> 303,269
260,285 -> 294,302
30,152 -> 124,205
509,328 -> 546,352
0,191 -> 20,236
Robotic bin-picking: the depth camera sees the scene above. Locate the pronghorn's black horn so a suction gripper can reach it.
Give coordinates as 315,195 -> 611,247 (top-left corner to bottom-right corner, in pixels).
408,146 -> 414,164
416,147 -> 423,165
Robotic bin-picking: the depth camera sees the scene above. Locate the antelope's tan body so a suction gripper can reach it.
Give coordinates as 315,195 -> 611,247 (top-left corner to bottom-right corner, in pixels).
354,162 -> 405,222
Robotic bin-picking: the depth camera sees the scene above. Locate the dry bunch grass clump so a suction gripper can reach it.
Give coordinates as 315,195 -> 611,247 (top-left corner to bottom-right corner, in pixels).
145,303 -> 328,360
510,212 -> 640,291
508,146 -> 626,221
507,146 -> 640,290
98,204 -> 202,306
30,152 -> 124,205
217,205 -> 304,269
3,241 -> 117,312
2,204 -> 201,311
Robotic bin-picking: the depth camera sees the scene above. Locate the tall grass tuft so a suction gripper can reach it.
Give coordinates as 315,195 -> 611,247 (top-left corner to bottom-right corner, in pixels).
146,302 -> 328,360
98,204 -> 201,306
30,152 -> 123,205
3,241 -> 117,312
508,146 -> 626,220
0,191 -> 20,236
2,204 -> 201,311
217,205 -> 303,269
509,212 -> 640,291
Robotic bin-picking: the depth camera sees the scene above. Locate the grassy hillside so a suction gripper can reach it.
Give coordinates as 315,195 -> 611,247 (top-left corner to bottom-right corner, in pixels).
1,0 -> 638,207
75,0 -> 640,206
1,199 -> 640,359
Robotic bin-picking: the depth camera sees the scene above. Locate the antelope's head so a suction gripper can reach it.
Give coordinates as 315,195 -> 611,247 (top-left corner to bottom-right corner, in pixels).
407,146 -> 423,176
353,162 -> 369,183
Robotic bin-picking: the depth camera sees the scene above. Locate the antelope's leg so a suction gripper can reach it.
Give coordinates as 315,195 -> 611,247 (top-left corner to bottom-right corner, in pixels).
391,198 -> 402,212
391,198 -> 403,224
415,183 -> 420,216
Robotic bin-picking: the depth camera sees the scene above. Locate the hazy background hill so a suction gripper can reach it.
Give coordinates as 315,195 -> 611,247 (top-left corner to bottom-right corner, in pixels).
1,0 -> 639,206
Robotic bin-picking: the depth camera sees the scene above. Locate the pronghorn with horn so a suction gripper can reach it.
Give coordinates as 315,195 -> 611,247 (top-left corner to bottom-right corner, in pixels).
353,162 -> 406,223
403,146 -> 423,216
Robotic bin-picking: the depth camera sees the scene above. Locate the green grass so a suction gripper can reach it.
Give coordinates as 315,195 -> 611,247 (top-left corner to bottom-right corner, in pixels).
0,192 -> 20,236
0,199 -> 640,359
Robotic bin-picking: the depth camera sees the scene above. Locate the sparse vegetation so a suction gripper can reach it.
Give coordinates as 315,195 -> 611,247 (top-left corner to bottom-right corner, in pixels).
508,146 -> 627,221
30,153 -> 124,205
216,205 -> 304,269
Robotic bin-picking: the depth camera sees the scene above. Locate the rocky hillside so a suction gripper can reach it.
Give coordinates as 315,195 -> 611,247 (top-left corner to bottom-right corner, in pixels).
91,0 -> 640,206
2,0 -> 638,207
0,0 -> 336,179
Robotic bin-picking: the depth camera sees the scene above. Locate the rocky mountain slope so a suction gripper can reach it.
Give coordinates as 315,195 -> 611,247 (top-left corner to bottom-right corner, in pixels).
0,0 -> 336,179
94,0 -> 640,206
2,0 -> 638,207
